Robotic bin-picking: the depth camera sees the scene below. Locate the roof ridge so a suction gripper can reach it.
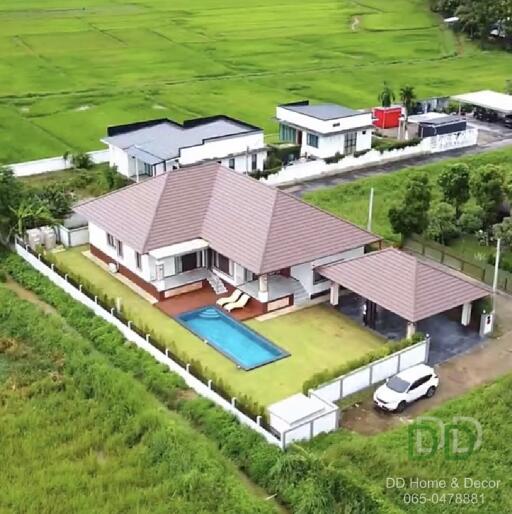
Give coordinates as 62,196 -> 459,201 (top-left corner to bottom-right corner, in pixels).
255,188 -> 280,274
141,172 -> 173,253
200,164 -> 228,239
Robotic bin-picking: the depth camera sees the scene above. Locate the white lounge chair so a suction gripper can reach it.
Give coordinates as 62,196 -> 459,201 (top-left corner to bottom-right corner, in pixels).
225,294 -> 250,312
216,289 -> 243,307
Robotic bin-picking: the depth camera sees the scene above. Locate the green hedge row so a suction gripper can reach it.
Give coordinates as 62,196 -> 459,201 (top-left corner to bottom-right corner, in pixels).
303,333 -> 425,394
1,249 -> 404,513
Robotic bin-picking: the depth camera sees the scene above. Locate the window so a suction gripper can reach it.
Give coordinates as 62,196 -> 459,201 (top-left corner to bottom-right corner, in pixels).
135,251 -> 142,270
228,158 -> 235,170
116,239 -> 123,258
344,132 -> 357,154
213,251 -> 231,276
313,270 -> 326,285
106,233 -> 115,248
409,375 -> 432,390
251,153 -> 258,171
279,124 -> 297,143
143,162 -> 154,176
362,130 -> 367,135
307,133 -> 319,148
332,122 -> 340,127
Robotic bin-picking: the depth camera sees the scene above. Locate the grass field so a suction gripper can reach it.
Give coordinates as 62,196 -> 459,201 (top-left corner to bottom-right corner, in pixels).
308,372 -> 512,513
50,246 -> 383,406
0,284 -> 277,513
1,0 -> 511,163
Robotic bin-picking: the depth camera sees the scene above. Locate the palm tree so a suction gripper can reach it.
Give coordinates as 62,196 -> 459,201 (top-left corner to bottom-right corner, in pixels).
378,82 -> 396,107
400,85 -> 417,117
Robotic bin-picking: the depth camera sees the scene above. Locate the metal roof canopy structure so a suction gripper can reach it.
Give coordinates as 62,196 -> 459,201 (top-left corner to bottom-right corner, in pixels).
267,393 -> 328,426
318,248 -> 489,323
451,90 -> 512,115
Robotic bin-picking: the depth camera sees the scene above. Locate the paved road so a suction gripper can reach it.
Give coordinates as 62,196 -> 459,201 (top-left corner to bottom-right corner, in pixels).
284,125 -> 512,197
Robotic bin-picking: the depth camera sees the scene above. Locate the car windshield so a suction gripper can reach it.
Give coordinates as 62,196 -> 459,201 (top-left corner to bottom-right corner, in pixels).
387,376 -> 410,393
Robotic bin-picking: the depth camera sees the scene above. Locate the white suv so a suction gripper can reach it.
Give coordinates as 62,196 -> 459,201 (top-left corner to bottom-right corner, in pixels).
373,364 -> 439,413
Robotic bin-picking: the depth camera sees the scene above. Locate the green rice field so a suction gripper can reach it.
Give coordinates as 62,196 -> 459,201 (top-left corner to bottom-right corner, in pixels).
1,0 -> 511,163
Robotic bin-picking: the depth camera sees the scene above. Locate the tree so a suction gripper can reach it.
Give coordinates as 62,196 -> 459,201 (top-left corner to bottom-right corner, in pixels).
458,204 -> 484,234
493,217 -> 512,248
426,202 -> 460,244
378,82 -> 395,107
399,85 -> 417,117
9,199 -> 56,237
437,163 -> 470,217
32,184 -> 73,220
388,173 -> 432,242
0,166 -> 23,240
470,164 -> 510,229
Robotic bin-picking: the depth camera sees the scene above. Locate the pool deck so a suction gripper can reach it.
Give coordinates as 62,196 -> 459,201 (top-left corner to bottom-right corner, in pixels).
157,287 -> 265,321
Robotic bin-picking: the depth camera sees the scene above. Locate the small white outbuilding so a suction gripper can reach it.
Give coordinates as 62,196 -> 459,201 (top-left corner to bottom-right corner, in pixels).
267,393 -> 339,447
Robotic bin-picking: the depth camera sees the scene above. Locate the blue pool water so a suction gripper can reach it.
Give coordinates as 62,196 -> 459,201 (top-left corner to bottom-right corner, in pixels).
177,306 -> 289,370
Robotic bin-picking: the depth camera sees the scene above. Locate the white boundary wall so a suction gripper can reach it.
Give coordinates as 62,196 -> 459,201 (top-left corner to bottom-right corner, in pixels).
312,339 -> 430,403
15,242 -> 281,447
11,149 -> 109,177
260,129 -> 478,187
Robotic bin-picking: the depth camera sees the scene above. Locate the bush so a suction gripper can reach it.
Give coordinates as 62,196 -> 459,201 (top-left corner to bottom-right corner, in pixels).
70,152 -> 94,170
325,152 -> 344,164
374,137 -> 422,153
302,333 -> 425,393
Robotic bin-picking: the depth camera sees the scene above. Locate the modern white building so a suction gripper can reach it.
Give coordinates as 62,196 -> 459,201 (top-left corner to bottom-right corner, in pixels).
102,115 -> 267,180
276,101 -> 374,159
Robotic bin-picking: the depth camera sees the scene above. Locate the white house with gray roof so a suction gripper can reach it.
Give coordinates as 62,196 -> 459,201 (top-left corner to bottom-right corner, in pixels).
103,115 -> 267,180
276,101 -> 373,159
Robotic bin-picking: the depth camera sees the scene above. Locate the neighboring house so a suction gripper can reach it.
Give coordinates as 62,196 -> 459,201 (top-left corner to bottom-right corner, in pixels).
75,163 -> 379,313
275,101 -> 373,159
103,115 -> 267,180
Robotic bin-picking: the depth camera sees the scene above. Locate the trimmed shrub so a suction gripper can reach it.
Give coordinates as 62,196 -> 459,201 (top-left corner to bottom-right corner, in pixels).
302,333 -> 425,394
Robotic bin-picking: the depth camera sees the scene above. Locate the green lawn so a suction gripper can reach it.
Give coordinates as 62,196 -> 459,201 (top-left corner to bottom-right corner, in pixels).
51,246 -> 383,407
1,0 -> 511,163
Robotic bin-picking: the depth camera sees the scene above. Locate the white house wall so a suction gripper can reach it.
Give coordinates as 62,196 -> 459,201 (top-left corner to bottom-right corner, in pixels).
108,144 -> 131,176
89,223 -> 151,282
291,246 -> 365,297
276,106 -> 372,135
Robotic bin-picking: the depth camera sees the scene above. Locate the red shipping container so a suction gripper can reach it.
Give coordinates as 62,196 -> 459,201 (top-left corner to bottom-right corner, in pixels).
373,106 -> 402,129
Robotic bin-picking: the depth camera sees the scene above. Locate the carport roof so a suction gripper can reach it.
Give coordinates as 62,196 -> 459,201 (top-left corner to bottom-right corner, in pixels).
451,90 -> 512,115
318,248 -> 489,323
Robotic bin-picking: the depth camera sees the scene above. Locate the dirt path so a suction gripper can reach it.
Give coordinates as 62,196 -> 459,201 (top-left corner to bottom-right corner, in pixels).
342,293 -> 512,435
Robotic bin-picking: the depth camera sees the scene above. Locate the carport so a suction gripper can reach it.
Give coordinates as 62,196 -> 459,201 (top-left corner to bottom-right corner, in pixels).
451,90 -> 512,116
318,248 -> 490,352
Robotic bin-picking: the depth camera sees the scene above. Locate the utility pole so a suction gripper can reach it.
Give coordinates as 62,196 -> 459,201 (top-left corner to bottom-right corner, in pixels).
492,238 -> 501,313
367,187 -> 374,232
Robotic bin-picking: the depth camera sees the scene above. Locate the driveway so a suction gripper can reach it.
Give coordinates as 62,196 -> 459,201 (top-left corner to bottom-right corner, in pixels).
340,292 -> 512,435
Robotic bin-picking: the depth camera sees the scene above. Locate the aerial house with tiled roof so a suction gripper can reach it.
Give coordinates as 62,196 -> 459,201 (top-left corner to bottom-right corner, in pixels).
75,162 -> 379,313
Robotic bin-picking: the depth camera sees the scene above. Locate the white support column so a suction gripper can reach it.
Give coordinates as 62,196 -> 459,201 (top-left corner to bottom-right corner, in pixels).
461,302 -> 472,326
135,159 -> 140,183
258,274 -> 269,303
406,322 -> 416,339
330,282 -> 340,306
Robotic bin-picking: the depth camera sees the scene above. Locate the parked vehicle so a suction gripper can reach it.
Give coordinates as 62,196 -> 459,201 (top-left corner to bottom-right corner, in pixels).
504,115 -> 512,129
373,364 -> 439,412
474,107 -> 499,123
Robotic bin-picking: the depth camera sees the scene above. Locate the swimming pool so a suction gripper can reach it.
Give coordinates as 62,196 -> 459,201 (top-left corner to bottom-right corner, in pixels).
177,306 -> 289,370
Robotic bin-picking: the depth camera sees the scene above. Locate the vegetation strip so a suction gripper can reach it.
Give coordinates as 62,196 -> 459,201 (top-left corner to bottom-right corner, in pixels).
0,250 -> 402,513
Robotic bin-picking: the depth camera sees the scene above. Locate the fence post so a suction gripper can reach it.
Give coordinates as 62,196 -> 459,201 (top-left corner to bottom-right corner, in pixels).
397,350 -> 402,372
110,307 -> 115,316
127,320 -> 132,329
208,379 -> 212,389
231,397 -> 237,407
38,253 -> 42,261
309,420 -> 314,440
425,334 -> 431,361
186,363 -> 191,373
64,273 -> 68,281
79,284 -> 82,292
51,263 -> 55,271
339,378 -> 344,400
94,295 -> 98,304
165,348 -> 169,357
368,363 -> 374,385
256,415 -> 261,426
145,334 -> 150,343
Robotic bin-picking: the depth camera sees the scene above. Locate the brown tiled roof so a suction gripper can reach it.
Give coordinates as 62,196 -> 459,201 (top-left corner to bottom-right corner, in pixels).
319,248 -> 489,322
76,163 -> 379,274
